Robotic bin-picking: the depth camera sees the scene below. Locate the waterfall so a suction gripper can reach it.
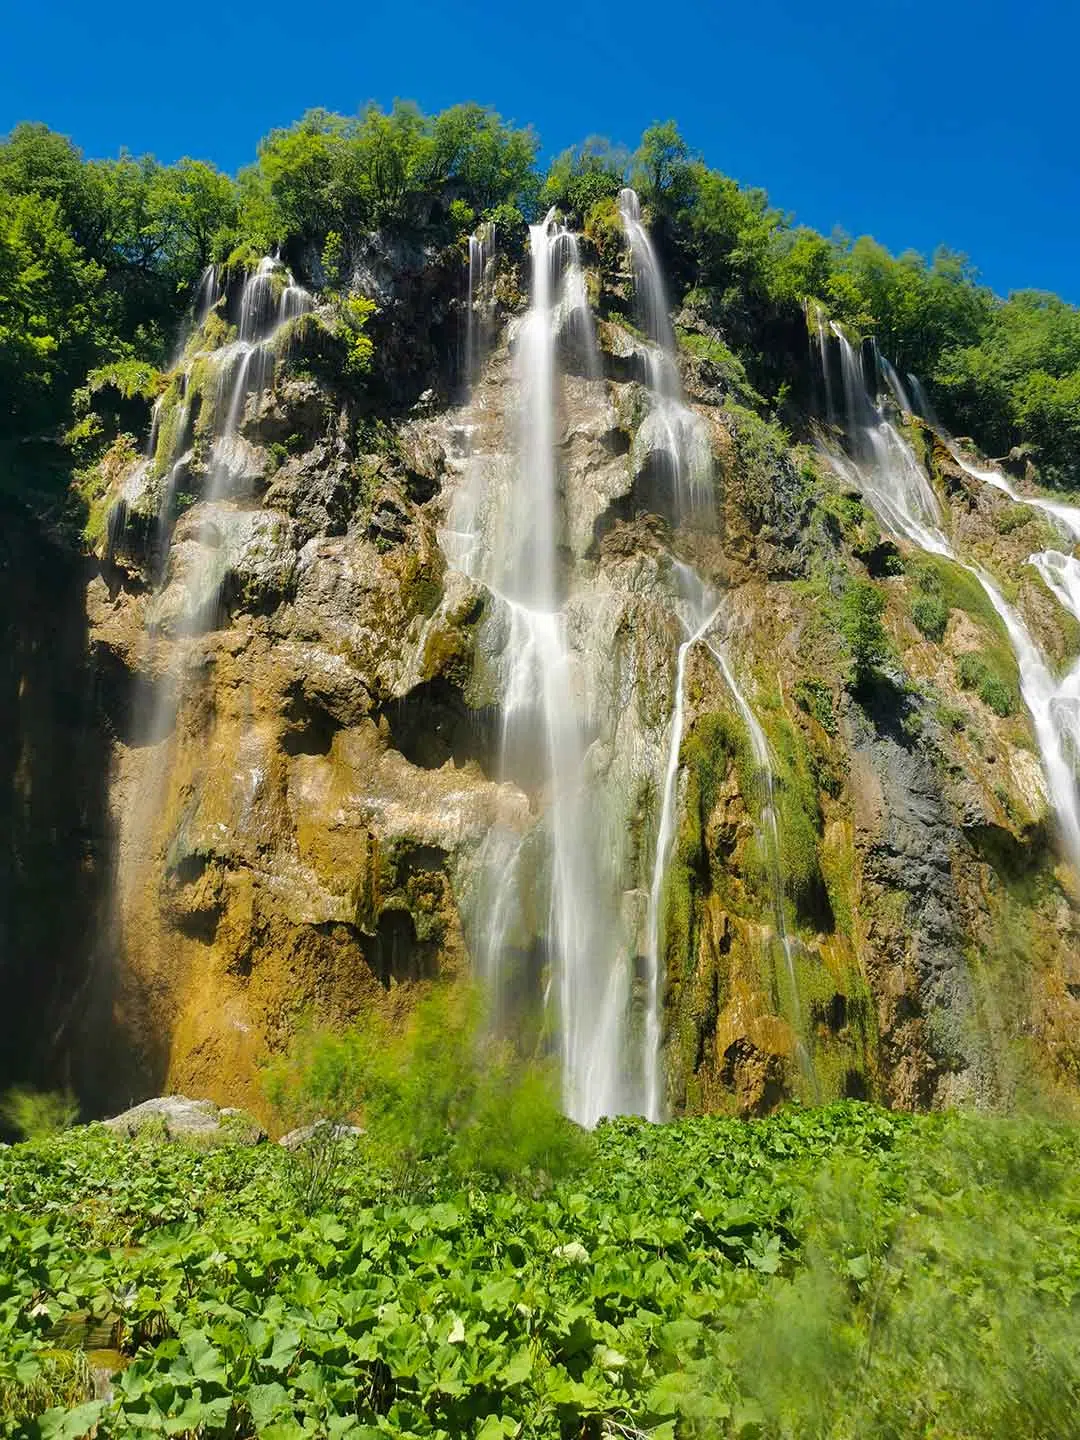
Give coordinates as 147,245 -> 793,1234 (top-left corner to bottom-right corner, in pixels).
450,212 -> 639,1126
115,258 -> 313,917
145,258 -> 313,558
642,566 -> 721,1120
465,222 -> 493,390
1027,551 -> 1080,770
617,188 -> 711,519
887,370 -> 1080,543
703,638 -> 804,1033
813,323 -> 1080,873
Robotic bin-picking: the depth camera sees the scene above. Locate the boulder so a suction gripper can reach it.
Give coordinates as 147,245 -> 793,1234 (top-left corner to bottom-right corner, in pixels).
104,1095 -> 265,1143
278,1121 -> 364,1151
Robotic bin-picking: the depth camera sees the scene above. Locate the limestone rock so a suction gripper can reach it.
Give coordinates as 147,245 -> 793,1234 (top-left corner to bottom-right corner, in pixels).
104,1095 -> 265,1142
278,1121 -> 364,1150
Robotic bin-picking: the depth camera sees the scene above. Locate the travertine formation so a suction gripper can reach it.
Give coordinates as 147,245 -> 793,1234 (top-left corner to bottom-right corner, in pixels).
4,226 -> 1078,1122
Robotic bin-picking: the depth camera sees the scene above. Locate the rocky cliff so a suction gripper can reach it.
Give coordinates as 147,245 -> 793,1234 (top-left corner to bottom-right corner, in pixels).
15,221 -> 1080,1123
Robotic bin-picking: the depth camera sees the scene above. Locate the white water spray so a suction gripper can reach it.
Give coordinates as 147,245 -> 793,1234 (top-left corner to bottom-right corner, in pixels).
884,369 -> 1080,543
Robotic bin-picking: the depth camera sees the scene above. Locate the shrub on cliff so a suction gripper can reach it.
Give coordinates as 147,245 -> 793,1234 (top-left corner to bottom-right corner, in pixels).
839,578 -> 889,687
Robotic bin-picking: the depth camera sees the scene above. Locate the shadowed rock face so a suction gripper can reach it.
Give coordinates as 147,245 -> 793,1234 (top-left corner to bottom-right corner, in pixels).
9,232 -> 1080,1123
0,503 -> 123,1109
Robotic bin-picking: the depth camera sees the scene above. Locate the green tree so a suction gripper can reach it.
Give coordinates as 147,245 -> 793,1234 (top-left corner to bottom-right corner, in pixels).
541,136 -> 626,218
631,121 -> 696,211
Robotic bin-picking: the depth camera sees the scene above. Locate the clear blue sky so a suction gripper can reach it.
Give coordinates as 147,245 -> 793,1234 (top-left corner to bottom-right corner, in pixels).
3,0 -> 1076,302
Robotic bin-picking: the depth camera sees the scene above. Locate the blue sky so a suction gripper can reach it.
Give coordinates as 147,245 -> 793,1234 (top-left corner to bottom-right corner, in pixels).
3,0 -> 1076,301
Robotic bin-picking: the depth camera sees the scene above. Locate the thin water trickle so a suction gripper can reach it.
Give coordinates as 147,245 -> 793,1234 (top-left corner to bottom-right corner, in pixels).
465,222 -> 493,391
641,565 -> 722,1120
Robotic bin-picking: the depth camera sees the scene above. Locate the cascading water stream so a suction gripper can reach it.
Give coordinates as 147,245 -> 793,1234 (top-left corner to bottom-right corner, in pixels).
642,566 -> 722,1120
116,258 -> 314,913
1028,552 -> 1080,764
465,222 -> 493,391
813,322 -> 1080,872
883,368 -> 1080,542
641,559 -> 812,1107
617,188 -> 711,519
447,211 -> 635,1125
703,638 -> 804,1033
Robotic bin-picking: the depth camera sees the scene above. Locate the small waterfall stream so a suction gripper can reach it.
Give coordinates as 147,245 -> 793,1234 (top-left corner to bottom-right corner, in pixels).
813,323 -> 1080,872
617,188 -> 711,519
116,258 -> 313,911
642,568 -> 722,1120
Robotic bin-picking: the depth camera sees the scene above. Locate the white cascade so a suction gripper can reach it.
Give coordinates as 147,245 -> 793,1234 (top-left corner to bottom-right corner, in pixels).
449,212 -> 638,1125
617,188 -> 711,518
883,369 -> 1080,542
814,323 -> 1080,873
465,221 -> 493,390
1027,552 -> 1080,769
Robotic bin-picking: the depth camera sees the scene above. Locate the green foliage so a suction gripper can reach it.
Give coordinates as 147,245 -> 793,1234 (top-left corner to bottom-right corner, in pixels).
320,227 -> 346,288
956,651 -> 1018,716
631,121 -> 695,212
993,501 -> 1032,535
335,293 -> 377,375
838,579 -> 889,686
723,401 -> 791,524
793,678 -> 836,734
265,989 -> 588,1207
0,1086 -> 79,1140
240,102 -> 538,251
0,121 -> 236,465
540,137 -> 627,219
910,591 -> 949,642
2,1105 -> 1077,1438
84,359 -> 164,402
934,290 -> 1080,486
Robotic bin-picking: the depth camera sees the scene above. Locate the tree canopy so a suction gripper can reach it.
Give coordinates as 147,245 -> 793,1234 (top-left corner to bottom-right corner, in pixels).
2,108 -> 1079,493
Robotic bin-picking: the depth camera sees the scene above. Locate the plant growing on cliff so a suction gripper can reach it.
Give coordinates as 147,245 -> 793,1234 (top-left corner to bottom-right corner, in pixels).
0,1085 -> 78,1139
955,650 -> 1018,716
911,591 -> 949,642
839,578 -> 889,688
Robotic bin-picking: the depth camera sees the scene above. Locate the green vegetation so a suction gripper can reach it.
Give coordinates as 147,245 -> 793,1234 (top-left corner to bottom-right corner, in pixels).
793,678 -> 836,735
838,579 -> 889,687
5,105 -> 1080,518
910,592 -> 949,642
0,124 -> 236,450
0,1086 -> 78,1140
2,1103 -> 1079,1438
238,103 -> 538,254
956,651 -> 1019,717
263,991 -> 585,1211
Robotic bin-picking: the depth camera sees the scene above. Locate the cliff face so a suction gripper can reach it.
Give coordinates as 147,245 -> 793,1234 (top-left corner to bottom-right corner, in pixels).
30,228 -> 1080,1121
0,505 -> 115,1105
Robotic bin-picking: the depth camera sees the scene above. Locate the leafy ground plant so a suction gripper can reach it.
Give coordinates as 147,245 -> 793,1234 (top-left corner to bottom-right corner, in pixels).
1,1102 -> 1078,1437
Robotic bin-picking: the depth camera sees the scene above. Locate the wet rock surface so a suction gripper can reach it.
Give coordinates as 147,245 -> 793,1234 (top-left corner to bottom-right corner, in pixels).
9,236 -> 1078,1122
